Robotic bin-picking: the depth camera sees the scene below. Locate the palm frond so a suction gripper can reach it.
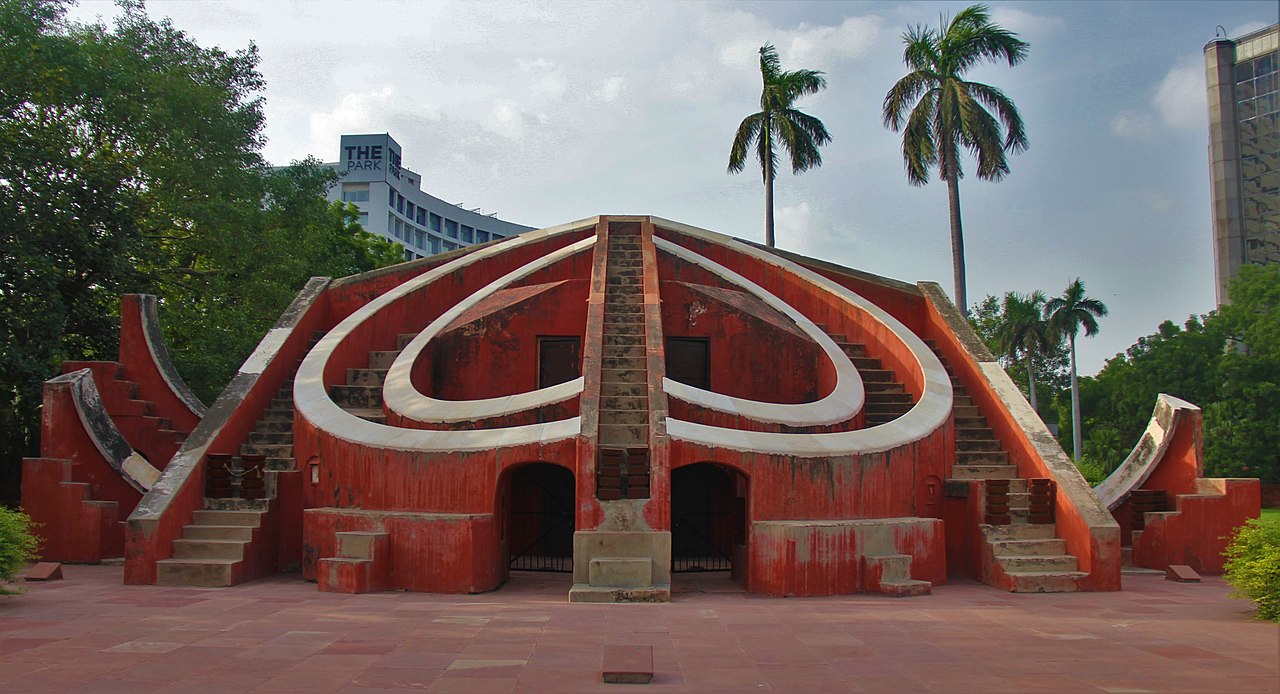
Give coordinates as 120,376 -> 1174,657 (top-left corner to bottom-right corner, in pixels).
902,89 -> 937,185
758,43 -> 781,81
902,25 -> 938,72
956,90 -> 1010,181
965,81 -> 1028,152
727,113 -> 763,174
882,70 -> 935,130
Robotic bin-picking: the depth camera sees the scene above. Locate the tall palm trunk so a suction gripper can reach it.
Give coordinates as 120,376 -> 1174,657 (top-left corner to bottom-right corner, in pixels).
1024,351 -> 1038,412
764,164 -> 775,247
1068,333 -> 1081,461
945,158 -> 967,316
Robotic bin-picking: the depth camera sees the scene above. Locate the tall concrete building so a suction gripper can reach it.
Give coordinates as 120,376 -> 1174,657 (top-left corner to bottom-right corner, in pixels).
1205,24 -> 1279,304
323,133 -> 533,261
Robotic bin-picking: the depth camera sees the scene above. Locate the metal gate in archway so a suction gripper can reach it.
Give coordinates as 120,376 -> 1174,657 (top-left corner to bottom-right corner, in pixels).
507,464 -> 575,572
671,463 -> 743,573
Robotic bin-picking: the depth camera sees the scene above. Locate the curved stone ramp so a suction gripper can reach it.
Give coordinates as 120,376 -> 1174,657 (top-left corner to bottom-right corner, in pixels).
47,369 -> 161,492
124,294 -> 207,430
1094,393 -> 1200,511
654,237 -> 865,427
382,237 -> 593,426
652,219 -> 951,456
296,221 -> 595,451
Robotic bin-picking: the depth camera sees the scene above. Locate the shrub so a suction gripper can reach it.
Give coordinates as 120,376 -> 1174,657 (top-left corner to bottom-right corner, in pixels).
1075,457 -> 1108,486
0,507 -> 40,595
1223,517 -> 1280,621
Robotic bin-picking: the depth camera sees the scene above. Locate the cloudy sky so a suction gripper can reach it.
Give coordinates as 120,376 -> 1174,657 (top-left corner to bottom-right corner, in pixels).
70,0 -> 1277,375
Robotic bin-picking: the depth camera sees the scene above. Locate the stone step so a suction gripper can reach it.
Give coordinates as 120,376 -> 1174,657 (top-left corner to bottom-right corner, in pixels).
956,426 -> 994,440
605,303 -> 643,315
850,357 -> 882,370
600,408 -> 647,426
344,408 -> 386,424
997,554 -> 1080,573
202,498 -> 270,512
878,579 -> 932,597
858,369 -> 895,383
606,323 -> 644,337
330,384 -> 382,409
870,392 -> 913,405
957,451 -> 1009,465
950,464 -> 1018,480
981,524 -> 1057,541
599,423 -> 647,447
265,457 -> 296,471
240,443 -> 293,458
173,538 -> 247,561
601,395 -> 647,411
607,266 -> 642,277
1005,570 -> 1085,593
397,333 -> 418,350
604,344 -> 644,358
346,368 -> 388,386
260,409 -> 293,422
182,525 -> 254,541
835,343 -> 867,358
270,398 -> 293,410
192,509 -> 263,527
368,350 -> 400,370
863,381 -> 905,394
603,355 -> 645,370
957,439 -> 1002,452
989,538 -> 1068,556
955,395 -> 973,407
246,431 -> 292,445
156,558 -> 240,587
601,373 -> 646,391
865,402 -> 912,416
604,333 -> 644,346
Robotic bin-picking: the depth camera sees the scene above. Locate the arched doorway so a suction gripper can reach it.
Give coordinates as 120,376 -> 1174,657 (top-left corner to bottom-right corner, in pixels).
504,463 -> 575,572
670,463 -> 747,576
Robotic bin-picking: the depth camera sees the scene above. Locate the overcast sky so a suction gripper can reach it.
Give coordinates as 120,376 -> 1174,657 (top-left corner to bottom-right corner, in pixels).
69,0 -> 1278,375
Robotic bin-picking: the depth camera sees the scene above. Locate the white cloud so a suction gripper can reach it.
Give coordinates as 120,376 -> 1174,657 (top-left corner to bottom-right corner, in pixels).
718,15 -> 884,70
595,76 -> 625,103
1153,58 -> 1206,130
776,201 -> 815,252
307,86 -> 397,157
988,7 -> 1064,38
1111,56 -> 1206,139
1109,110 -> 1154,139
1139,189 -> 1175,213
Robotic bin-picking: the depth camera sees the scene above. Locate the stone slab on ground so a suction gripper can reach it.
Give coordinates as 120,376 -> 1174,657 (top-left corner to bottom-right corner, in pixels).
22,562 -> 62,581
1167,564 -> 1202,583
602,644 -> 653,684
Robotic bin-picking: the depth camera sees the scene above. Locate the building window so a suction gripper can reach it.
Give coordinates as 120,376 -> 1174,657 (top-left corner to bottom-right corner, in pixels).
404,248 -> 414,262
405,201 -> 415,219
416,208 -> 426,226
430,237 -> 441,254
357,212 -> 368,226
341,188 -> 369,203
416,230 -> 426,249
389,188 -> 396,206
397,194 -> 404,214
445,219 -> 458,238
429,213 -> 442,232
476,230 -> 490,243
461,225 -> 474,243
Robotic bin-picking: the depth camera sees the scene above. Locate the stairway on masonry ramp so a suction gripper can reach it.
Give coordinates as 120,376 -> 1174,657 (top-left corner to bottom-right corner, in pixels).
814,328 -> 913,428
925,340 -> 1086,593
156,332 -> 322,587
572,222 -> 666,604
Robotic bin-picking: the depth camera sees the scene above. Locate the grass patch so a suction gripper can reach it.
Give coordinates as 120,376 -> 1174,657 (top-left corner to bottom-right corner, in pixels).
1261,508 -> 1280,527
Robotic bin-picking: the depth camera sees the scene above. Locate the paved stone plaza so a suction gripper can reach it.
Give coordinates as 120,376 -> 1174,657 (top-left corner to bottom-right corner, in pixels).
1,566 -> 1277,693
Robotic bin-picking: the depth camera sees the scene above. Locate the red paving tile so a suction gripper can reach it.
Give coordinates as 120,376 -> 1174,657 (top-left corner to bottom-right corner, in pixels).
1,566 -> 1278,693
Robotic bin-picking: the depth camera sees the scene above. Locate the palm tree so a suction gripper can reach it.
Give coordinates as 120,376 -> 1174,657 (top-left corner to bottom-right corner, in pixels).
996,290 -> 1052,412
1044,279 -> 1108,461
729,43 -> 832,248
882,4 -> 1028,316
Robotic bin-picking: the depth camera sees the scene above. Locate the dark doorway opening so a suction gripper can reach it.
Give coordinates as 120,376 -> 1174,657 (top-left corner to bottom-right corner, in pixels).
670,463 -> 746,574
506,463 -> 575,572
666,337 -> 710,390
538,336 -> 580,388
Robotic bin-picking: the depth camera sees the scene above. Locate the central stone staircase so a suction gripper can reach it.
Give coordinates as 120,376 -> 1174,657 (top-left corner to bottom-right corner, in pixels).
924,340 -> 1086,593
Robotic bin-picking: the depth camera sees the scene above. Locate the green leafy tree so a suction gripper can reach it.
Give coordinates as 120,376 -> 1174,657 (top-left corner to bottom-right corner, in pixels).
883,4 -> 1028,316
728,43 -> 831,248
969,293 -> 1067,416
0,0 -> 401,500
0,507 -> 39,594
1044,278 -> 1107,461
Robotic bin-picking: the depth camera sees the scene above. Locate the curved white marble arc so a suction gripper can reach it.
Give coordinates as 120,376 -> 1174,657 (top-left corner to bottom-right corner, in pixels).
655,237 -> 864,426
652,217 -> 952,456
294,218 -> 599,452
384,237 -> 594,424
1093,393 -> 1200,511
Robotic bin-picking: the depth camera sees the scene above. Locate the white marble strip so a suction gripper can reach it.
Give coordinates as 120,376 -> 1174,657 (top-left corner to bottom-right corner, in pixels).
651,218 -> 952,456
654,236 -> 864,426
294,219 -> 597,452
384,237 -> 594,424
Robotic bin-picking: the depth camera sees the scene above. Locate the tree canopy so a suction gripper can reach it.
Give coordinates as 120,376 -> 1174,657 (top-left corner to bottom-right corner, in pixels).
0,0 -> 401,503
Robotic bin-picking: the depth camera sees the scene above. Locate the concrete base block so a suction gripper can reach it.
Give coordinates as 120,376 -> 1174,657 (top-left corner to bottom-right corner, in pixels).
569,583 -> 671,603
602,644 -> 654,684
589,557 -> 652,587
573,530 -> 671,586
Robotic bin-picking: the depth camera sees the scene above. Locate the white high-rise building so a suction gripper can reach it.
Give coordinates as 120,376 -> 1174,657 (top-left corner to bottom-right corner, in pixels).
324,133 -> 533,260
